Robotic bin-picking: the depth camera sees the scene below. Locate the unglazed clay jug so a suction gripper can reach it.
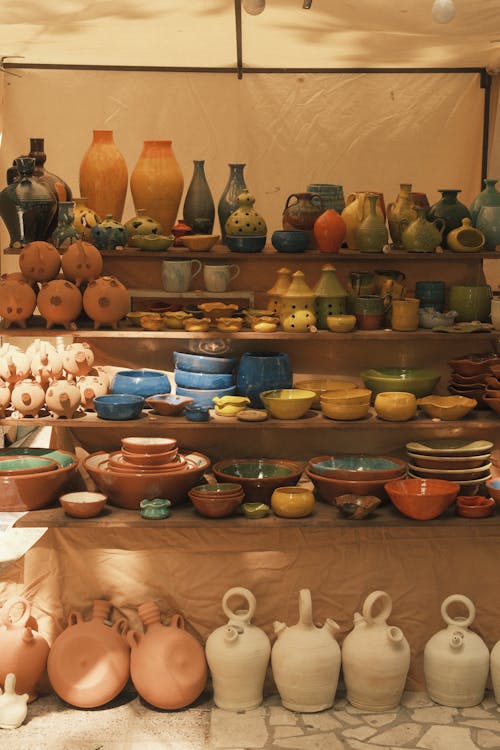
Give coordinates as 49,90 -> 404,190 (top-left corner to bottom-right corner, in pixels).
45,379 -> 82,419
423,594 -> 489,707
127,601 -> 207,710
280,271 -> 317,332
282,193 -> 323,233
205,587 -> 271,711
272,589 -> 341,712
47,600 -> 130,708
62,342 -> 95,379
0,596 -> 50,702
79,130 -> 128,221
18,241 -> 61,283
342,590 -> 410,712
0,674 -> 28,729
387,183 -> 417,248
37,279 -> 83,329
341,191 -> 385,249
82,275 -> 129,330
61,239 -> 104,287
400,206 -> 445,253
0,274 -> 37,329
130,139 -> 184,234
312,209 -> 346,253
11,379 -> 46,418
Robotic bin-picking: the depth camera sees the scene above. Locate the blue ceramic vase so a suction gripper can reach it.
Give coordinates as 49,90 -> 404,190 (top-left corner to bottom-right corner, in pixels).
217,163 -> 247,244
183,160 -> 215,234
236,352 -> 293,408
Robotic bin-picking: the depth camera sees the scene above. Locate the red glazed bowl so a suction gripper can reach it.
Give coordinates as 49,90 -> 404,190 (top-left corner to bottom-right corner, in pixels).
306,467 -> 405,505
384,477 -> 460,520
455,495 -> 495,518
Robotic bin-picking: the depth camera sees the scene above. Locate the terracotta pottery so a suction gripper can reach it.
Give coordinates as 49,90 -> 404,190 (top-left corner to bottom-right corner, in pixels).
37,279 -> 83,329
61,240 -> 104,287
0,596 -> 50,702
79,130 -> 128,221
127,601 -> 207,709
10,379 -> 46,417
272,589 -> 341,712
72,197 -> 101,241
0,344 -> 31,384
0,378 -> 11,417
82,275 -> 129,330
77,373 -> 109,410
205,587 -> 271,711
130,140 -> 184,234
341,192 -> 385,249
45,379 -> 82,419
0,673 -> 29,729
282,192 -> 323,233
424,594 -> 489,707
0,454 -> 78,512
62,342 -> 95,379
48,600 -> 130,708
28,340 -> 63,386
0,274 -> 37,329
18,241 -> 61,283
313,209 -> 346,253
342,590 -> 410,711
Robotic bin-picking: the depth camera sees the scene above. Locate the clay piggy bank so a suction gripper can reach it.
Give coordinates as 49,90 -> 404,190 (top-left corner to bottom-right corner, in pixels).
61,240 -> 104,287
62,342 -> 94,379
37,279 -> 83,330
0,274 -> 37,329
0,344 -> 31,384
11,379 -> 46,418
0,378 -> 11,417
77,374 -> 109,411
45,379 -> 82,419
18,241 -> 61,283
27,340 -> 63,387
82,276 -> 129,330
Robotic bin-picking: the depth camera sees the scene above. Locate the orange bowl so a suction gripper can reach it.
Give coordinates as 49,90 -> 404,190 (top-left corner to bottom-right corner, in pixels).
384,477 -> 460,520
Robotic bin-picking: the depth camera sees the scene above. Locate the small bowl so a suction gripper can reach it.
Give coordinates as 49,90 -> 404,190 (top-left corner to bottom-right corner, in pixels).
260,388 -> 316,420
384,477 -> 460,520
180,234 -> 220,251
121,437 -> 177,454
374,392 -> 418,422
145,394 -> 194,416
248,315 -> 279,333
93,394 -> 145,421
130,233 -> 175,251
126,311 -> 146,327
226,235 -> 267,253
271,486 -> 315,518
188,490 -> 242,518
271,230 -> 309,253
335,494 -> 381,519
184,404 -> 210,422
320,388 -> 372,406
237,409 -> 269,422
216,316 -> 244,332
406,452 -> 491,470
111,369 -> 171,399
294,378 -> 358,409
418,308 -> 458,329
120,447 -> 179,467
417,395 -> 477,420
197,302 -> 239,322
190,482 -> 244,497
173,351 -> 237,374
182,316 -> 211,332
456,495 -> 495,518
163,311 -> 192,329
320,400 -> 371,421
174,369 -> 234,390
485,478 -> 500,505
59,491 -> 107,518
140,313 -> 165,331
326,315 -> 357,333
241,502 -> 270,518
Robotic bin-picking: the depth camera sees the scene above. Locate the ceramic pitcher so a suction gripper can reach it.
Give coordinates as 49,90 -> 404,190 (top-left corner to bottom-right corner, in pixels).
205,587 -> 271,711
400,206 -> 445,253
271,589 -> 341,712
162,259 -> 202,293
341,192 -> 385,249
341,590 -> 410,711
424,594 -> 489,707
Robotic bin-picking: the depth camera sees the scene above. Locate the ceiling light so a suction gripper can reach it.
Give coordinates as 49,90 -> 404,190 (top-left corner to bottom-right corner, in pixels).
243,0 -> 266,15
303,0 -> 313,7
431,0 -> 456,24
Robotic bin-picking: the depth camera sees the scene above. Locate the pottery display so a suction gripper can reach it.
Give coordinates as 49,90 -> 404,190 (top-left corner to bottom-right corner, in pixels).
469,178 -> 500,224
60,239 -> 104,287
18,240 -> 61,283
313,264 -> 347,329
125,208 -> 163,242
424,594 -> 489,707
341,191 -> 385,249
37,279 -> 83,329
428,190 -> 472,248
205,587 -> 271,711
130,139 -> 184,234
183,159 -> 215,235
0,673 -> 29,729
71,197 -> 101,241
282,192 -> 323,234
50,201 -> 80,250
387,183 -> 417,248
280,271 -> 317,332
236,351 -> 292,408
0,157 -> 57,247
48,600 -> 130,708
82,275 -> 129,329
355,193 -> 388,253
272,588 -> 340,712
0,274 -> 37,329
342,590 -> 410,711
313,209 -> 346,253
45,379 -> 82,418
0,343 -> 31,384
128,601 -> 207,710
10,379 -> 46,417
217,163 -> 248,243
400,206 -> 445,253
446,218 -> 485,252
79,130 -> 128,221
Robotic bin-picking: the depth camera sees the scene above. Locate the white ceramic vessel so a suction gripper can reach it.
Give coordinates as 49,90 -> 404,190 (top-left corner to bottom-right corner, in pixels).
0,674 -> 28,729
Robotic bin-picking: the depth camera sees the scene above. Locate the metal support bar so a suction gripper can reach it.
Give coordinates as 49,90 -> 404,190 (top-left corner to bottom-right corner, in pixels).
480,69 -> 492,186
234,0 -> 243,80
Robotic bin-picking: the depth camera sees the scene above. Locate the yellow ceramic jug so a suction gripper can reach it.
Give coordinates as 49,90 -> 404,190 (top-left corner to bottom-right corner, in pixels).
341,192 -> 385,249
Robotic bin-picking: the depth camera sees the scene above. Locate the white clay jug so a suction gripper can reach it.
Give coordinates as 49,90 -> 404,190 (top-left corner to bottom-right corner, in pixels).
489,634 -> 500,704
205,587 -> 271,711
0,674 -> 28,729
271,588 -> 341,712
342,590 -> 410,711
424,594 -> 489,707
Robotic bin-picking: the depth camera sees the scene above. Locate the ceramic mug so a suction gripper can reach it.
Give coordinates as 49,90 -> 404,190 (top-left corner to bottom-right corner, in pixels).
415,281 -> 446,313
353,295 -> 384,330
391,297 -> 420,331
490,298 -> 500,330
347,271 -> 375,297
448,284 -> 492,323
203,264 -> 240,293
161,259 -> 202,293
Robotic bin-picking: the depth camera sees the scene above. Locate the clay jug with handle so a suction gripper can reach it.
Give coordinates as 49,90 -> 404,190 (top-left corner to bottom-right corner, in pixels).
127,600 -> 207,710
341,192 -> 385,249
387,183 -> 417,248
282,193 -> 323,232
271,588 -> 341,712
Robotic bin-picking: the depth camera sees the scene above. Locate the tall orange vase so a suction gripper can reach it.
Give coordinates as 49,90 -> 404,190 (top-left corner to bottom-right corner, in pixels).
130,140 -> 184,234
79,130 -> 128,222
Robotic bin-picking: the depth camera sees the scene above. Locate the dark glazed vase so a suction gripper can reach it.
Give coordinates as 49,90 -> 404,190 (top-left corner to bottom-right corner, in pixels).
469,179 -> 500,225
0,157 -> 57,247
183,160 -> 215,234
427,190 -> 471,248
236,352 -> 293,408
218,163 -> 247,243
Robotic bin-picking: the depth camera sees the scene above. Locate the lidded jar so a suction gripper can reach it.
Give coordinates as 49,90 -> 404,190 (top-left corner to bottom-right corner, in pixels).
266,267 -> 292,314
271,589 -> 341,712
225,191 -> 267,237
127,601 -> 207,710
313,263 -> 347,328
279,271 -> 317,333
205,587 -> 271,711
341,590 -> 410,712
423,594 -> 489,707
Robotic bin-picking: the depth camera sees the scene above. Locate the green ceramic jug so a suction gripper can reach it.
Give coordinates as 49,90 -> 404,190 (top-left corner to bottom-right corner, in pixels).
355,193 -> 388,253
400,207 -> 445,253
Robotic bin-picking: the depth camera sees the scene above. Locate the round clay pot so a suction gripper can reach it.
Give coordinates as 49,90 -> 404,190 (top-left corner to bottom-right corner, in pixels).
82,275 -> 129,330
61,240 -> 104,287
62,342 -> 95,379
37,279 -> 83,329
0,274 -> 37,329
45,379 -> 82,418
10,379 -> 46,417
18,241 -> 61,283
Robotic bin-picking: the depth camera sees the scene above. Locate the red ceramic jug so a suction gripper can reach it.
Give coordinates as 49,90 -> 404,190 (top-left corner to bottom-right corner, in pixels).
0,597 -> 49,701
313,209 -> 347,253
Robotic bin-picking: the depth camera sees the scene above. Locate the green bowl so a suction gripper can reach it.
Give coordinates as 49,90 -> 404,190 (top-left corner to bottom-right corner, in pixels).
360,368 -> 441,398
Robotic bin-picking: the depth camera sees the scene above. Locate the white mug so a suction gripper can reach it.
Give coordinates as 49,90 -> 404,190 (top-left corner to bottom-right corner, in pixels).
203,264 -> 240,293
161,259 -> 202,293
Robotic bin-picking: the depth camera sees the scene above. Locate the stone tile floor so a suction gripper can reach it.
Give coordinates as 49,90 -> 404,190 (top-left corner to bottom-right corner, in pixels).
3,688 -> 500,750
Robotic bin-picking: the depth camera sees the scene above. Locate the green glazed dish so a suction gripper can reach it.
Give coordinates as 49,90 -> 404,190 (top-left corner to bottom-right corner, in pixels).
140,497 -> 171,520
360,367 -> 441,398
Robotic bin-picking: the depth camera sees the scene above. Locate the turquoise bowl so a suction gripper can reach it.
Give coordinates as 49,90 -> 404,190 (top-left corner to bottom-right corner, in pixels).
0,455 -> 58,476
212,458 -> 304,503
308,454 -> 407,481
360,368 -> 441,398
0,448 -> 76,468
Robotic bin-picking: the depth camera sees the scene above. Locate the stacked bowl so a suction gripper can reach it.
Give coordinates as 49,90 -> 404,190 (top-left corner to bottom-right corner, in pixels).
173,351 -> 237,409
0,447 -> 78,511
306,454 -> 407,505
405,438 -> 493,496
447,353 -> 500,407
482,374 -> 500,415
188,483 -> 244,518
320,389 -> 372,421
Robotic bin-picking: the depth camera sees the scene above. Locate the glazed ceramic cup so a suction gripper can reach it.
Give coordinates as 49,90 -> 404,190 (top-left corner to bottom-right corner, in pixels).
353,295 -> 384,330
203,264 -> 240,292
391,298 -> 420,331
448,285 -> 492,323
161,259 -> 202,292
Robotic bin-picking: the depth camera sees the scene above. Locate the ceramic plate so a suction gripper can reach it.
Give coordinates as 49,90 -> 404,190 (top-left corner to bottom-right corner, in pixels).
405,439 -> 493,456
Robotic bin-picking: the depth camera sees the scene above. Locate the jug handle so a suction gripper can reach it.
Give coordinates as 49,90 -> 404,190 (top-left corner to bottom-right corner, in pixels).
345,193 -> 357,207
298,588 -> 313,626
68,611 -> 83,626
284,194 -> 299,211
441,594 -> 475,629
170,614 -> 185,630
362,590 -> 392,625
310,193 -> 323,208
222,586 -> 256,625
432,217 -> 446,237
0,596 -> 31,629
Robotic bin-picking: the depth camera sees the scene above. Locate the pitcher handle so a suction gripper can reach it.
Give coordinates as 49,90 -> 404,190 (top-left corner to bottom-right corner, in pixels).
362,590 -> 392,625
298,588 -> 313,626
0,596 -> 31,629
441,594 -> 475,629
191,259 -> 202,280
170,613 -> 185,630
229,265 -> 240,282
432,217 -> 446,237
222,586 -> 256,625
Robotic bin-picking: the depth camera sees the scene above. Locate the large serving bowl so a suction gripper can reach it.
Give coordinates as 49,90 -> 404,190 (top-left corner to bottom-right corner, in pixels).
417,395 -> 477,420
307,455 -> 407,481
111,369 -> 171,398
176,384 -> 237,409
93,394 -> 145,421
293,378 -> 358,408
384,477 -> 460,520
260,388 -> 316,420
306,467 -> 400,504
174,369 -> 234,390
84,451 -> 210,509
360,368 -> 441,398
0,448 -> 78,512
173,351 -> 237,374
212,458 -> 304,503
374,392 -> 418,422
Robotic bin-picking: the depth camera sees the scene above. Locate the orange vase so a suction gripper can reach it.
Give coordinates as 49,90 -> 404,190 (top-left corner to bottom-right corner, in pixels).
313,209 -> 347,253
79,130 -> 128,221
130,140 -> 184,234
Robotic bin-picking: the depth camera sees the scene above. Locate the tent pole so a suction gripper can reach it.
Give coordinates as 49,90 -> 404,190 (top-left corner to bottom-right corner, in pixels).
480,69 -> 492,186
234,0 -> 243,80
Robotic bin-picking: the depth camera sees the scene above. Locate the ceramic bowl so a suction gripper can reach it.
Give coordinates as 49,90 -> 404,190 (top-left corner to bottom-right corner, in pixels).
111,369 -> 171,398
260,388 -> 316,420
212,458 -> 304,504
130,233 -> 174,251
418,308 -> 458,329
270,486 -> 315,518
59,491 -> 107,518
184,404 -> 210,422
180,234 -> 220,251
293,378 -> 358,409
190,482 -> 244,498
406,452 -> 491,470
139,313 -> 165,331
454,371 -> 490,386
107,453 -> 186,474
360,368 -> 441,398
226,235 -> 267,253
447,353 -> 500,377
306,468 -> 401,505
335,494 -> 381,519
407,462 -> 491,482
319,388 -> 372,406
144,393 -> 194,416
326,314 -> 357,333
93,394 -> 145,421
417,395 -> 477,420
374,391 -> 418,422
483,395 -> 500,415
485,478 -> 500,505
197,303 -> 240,322
447,384 -> 487,406
174,368 -> 234,390
188,490 -> 243,518
0,454 -> 78,512
241,502 -> 270,518
455,495 -> 495,518
307,455 -> 407,481
0,455 -> 58,476
120,437 -> 177,454
84,451 -> 211,509
126,311 -> 146,327
216,317 -> 244,332
385,477 -> 460,520
163,311 -> 191,329
182,317 -> 211,332
173,351 -> 237,374
406,438 -> 493,457
271,230 -> 309,253
176,384 -> 237,409
120,447 -> 179,466
320,400 -> 371,421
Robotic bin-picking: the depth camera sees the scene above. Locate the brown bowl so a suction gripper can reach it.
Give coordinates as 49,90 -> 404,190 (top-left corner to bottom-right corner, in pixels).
456,495 -> 495,518
0,460 -> 78,512
306,468 -> 405,505
212,458 -> 304,504
406,452 -> 491,470
108,452 -> 186,473
120,447 -> 179,466
144,394 -> 194,416
453,372 -> 491,386
384,477 -> 460,520
448,353 -> 500,377
120,437 -> 178,454
188,490 -> 243,518
307,454 -> 407,481
483,395 -> 500,415
407,462 -> 491,482
59,491 -> 108,518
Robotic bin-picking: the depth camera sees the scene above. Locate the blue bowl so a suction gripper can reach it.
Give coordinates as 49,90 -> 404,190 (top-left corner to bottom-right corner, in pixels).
176,385 -> 237,409
93,394 -> 145,421
173,352 -> 236,374
226,235 -> 266,253
111,369 -> 171,398
271,230 -> 309,253
174,368 -> 234,390
184,404 -> 210,422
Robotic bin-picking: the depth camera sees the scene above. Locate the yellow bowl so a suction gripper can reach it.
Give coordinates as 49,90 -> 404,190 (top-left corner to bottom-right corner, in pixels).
216,317 -> 244,332
321,401 -> 371,421
294,378 -> 358,408
140,313 -> 164,331
162,311 -> 191,329
260,388 -> 316,420
326,314 -> 357,333
182,316 -> 211,332
271,485 -> 315,518
320,388 -> 372,406
374,391 -> 418,422
180,234 -> 220,251
417,395 -> 477,421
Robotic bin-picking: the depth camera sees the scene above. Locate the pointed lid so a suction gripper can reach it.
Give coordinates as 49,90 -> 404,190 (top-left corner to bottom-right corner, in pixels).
266,267 -> 293,297
282,270 -> 315,299
313,263 -> 347,298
